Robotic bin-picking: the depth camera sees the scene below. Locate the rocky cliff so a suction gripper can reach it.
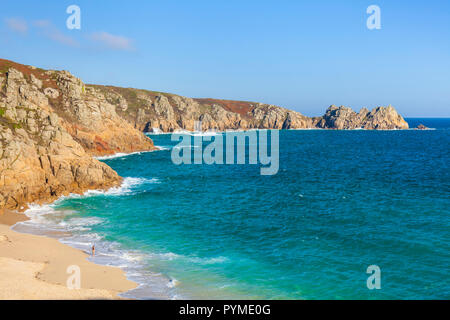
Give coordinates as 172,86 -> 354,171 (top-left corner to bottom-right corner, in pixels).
89,85 -> 315,132
0,58 -> 409,210
90,86 -> 408,132
0,59 -> 155,211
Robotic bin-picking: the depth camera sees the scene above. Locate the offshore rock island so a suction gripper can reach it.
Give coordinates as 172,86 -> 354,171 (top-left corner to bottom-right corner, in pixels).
0,58 -> 409,211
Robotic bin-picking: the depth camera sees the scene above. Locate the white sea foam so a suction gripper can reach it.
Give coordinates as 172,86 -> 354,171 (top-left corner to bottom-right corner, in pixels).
58,217 -> 105,231
191,131 -> 220,137
288,128 -> 324,130
157,145 -> 201,151
95,149 -> 159,160
95,146 -> 172,157
172,145 -> 201,150
20,204 -> 71,229
83,177 -> 160,197
145,133 -> 173,137
146,251 -> 181,261
172,129 -> 191,134
15,210 -> 178,299
24,203 -> 58,219
60,217 -> 104,227
95,152 -> 133,160
148,128 -> 163,134
16,177 -> 158,235
146,251 -> 228,265
120,251 -> 146,262
188,256 -> 229,265
172,129 -> 221,136
148,128 -> 270,135
49,177 -> 160,202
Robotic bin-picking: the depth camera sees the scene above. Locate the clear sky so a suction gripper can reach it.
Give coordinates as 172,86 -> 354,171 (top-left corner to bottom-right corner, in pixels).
1,0 -> 449,117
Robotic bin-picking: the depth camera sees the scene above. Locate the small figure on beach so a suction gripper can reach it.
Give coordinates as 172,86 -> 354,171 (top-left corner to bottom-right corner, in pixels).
91,244 -> 95,257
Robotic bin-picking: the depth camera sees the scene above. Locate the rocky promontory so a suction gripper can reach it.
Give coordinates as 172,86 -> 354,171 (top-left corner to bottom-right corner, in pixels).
314,105 -> 409,130
0,58 -> 410,211
89,85 -> 315,132
90,86 -> 409,132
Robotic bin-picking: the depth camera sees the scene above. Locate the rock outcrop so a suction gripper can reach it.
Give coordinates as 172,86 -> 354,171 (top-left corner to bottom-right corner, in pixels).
90,86 -> 408,132
315,105 -> 409,130
0,59 -> 155,211
47,71 -> 155,156
91,86 -> 315,132
416,124 -> 428,130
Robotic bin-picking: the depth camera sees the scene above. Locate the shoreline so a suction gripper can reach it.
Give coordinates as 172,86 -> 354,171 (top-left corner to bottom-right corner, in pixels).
93,147 -> 163,161
0,210 -> 138,300
145,127 -> 425,135
1,171 -> 174,300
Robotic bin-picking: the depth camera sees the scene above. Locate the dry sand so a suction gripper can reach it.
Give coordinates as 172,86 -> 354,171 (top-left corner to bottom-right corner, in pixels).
0,210 -> 137,300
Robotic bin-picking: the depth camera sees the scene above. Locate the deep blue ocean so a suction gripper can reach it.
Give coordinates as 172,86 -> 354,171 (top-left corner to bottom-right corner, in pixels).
16,118 -> 450,299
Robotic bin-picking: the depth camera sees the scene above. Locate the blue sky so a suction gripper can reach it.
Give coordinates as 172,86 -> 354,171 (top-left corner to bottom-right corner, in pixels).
1,0 -> 449,117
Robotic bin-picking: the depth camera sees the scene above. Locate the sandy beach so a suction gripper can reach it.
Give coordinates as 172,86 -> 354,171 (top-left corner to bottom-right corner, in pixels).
0,210 -> 137,300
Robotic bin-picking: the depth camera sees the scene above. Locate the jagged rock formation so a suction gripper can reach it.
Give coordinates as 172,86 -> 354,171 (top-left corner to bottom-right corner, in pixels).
315,105 -> 409,130
416,124 -> 428,130
90,86 -> 315,132
0,59 -> 155,211
90,86 -> 408,132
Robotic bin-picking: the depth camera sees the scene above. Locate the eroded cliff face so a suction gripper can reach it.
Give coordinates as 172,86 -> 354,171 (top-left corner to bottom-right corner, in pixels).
315,105 -> 409,130
0,59 -> 155,211
89,85 -> 408,132
53,72 -> 155,156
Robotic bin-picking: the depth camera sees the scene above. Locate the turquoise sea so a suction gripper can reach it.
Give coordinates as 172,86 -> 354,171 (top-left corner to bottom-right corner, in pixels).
15,118 -> 450,299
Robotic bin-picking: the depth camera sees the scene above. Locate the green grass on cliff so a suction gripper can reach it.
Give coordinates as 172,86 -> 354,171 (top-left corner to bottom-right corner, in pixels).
0,64 -> 12,75
0,110 -> 23,131
85,83 -> 259,120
